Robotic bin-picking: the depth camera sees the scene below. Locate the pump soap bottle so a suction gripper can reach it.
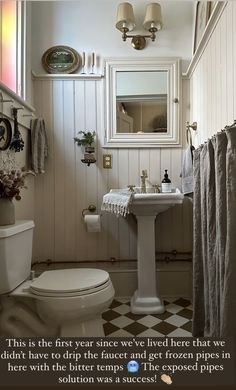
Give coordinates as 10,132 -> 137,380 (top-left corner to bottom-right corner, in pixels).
161,170 -> 172,193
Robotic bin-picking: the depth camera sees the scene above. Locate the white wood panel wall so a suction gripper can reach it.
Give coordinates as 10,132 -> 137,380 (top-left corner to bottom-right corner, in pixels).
33,77 -> 192,262
190,2 -> 236,145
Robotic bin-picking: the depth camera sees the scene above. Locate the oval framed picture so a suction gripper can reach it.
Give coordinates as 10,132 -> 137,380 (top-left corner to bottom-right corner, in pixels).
0,118 -> 12,151
42,45 -> 80,74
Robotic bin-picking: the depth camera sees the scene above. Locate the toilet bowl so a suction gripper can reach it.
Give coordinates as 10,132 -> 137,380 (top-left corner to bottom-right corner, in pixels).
0,221 -> 115,337
12,268 -> 114,337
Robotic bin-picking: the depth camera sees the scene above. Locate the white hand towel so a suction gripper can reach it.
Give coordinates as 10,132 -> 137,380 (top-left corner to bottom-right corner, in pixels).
180,145 -> 195,195
101,190 -> 133,217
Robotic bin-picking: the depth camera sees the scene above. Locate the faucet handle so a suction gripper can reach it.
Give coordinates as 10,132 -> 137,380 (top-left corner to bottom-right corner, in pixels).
152,184 -> 160,193
142,169 -> 148,177
127,184 -> 135,192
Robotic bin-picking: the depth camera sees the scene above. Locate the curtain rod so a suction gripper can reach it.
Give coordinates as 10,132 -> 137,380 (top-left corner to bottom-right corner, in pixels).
194,120 -> 236,152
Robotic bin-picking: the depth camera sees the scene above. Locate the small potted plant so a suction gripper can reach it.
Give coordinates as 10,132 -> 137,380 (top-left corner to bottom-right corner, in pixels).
74,131 -> 96,165
74,131 -> 96,153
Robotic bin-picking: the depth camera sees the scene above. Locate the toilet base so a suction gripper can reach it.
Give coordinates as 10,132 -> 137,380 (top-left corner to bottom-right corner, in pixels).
60,315 -> 104,337
3,277 -> 114,337
0,297 -> 107,337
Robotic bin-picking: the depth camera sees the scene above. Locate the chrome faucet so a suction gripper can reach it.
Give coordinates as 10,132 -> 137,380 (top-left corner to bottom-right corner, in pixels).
140,169 -> 148,193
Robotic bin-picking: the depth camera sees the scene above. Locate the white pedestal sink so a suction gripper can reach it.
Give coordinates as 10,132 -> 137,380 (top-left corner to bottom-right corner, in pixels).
129,188 -> 184,314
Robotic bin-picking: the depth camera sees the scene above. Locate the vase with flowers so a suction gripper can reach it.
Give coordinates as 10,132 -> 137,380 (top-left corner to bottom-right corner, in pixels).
0,168 -> 33,226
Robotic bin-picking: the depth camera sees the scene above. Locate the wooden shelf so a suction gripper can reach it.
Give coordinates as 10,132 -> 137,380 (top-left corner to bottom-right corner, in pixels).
32,71 -> 103,80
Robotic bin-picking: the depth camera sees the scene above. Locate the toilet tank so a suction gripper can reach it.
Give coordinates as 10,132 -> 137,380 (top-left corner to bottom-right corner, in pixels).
0,220 -> 34,294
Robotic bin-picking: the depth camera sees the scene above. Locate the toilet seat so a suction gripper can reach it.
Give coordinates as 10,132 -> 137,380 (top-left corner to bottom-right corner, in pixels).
30,269 -> 110,297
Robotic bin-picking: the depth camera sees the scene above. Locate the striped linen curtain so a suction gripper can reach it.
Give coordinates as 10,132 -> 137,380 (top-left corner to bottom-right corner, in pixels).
192,127 -> 236,337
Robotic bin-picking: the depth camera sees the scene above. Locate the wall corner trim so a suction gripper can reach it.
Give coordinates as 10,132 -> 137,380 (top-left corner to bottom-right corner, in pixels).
184,1 -> 227,79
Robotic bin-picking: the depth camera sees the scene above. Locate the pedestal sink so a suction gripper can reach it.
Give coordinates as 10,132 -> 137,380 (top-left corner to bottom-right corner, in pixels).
129,188 -> 184,314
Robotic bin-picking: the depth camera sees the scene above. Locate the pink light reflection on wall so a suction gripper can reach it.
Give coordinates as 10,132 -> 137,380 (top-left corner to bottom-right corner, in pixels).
1,1 -> 17,92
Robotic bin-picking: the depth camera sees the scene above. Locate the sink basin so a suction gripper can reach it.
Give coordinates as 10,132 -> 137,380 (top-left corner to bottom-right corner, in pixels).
133,186 -> 182,195
109,187 -> 184,216
130,188 -> 184,216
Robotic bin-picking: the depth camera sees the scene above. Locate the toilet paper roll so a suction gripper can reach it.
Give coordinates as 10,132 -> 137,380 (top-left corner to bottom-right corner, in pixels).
84,214 -> 101,232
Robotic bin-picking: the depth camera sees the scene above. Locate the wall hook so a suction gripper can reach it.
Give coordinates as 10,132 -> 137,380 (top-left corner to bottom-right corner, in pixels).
0,92 -> 14,104
0,98 -> 14,103
186,121 -> 197,131
11,106 -> 24,111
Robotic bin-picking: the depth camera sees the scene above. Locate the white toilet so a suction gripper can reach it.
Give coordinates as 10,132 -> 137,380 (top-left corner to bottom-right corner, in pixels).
0,220 -> 115,337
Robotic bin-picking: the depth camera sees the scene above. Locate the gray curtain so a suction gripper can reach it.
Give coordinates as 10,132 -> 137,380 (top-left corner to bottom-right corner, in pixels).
192,127 -> 236,337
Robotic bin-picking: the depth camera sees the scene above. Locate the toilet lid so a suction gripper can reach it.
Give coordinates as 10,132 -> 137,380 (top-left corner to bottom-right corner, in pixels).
30,268 -> 110,297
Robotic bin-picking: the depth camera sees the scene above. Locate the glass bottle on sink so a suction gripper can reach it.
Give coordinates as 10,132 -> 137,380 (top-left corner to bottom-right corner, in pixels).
161,170 -> 171,193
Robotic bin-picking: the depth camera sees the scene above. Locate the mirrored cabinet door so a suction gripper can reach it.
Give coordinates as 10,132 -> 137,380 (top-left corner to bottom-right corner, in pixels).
104,58 -> 181,148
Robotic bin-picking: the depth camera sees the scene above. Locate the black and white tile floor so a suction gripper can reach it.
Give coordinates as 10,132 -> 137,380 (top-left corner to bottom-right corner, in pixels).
102,297 -> 192,337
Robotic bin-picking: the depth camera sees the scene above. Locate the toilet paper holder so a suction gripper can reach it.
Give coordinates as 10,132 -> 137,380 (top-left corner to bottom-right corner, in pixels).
82,204 -> 97,218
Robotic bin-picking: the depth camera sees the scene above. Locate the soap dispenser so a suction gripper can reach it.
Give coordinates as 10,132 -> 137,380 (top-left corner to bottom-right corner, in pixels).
161,170 -> 171,193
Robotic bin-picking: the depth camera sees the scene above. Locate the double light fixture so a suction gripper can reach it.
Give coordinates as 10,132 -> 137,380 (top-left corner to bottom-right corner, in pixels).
116,2 -> 162,50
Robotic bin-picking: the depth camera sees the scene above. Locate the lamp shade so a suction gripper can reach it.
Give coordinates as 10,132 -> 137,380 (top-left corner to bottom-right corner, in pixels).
143,3 -> 162,31
116,2 -> 135,32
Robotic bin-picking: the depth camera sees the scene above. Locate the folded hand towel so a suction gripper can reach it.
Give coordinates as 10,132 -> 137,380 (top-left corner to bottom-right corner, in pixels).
101,190 -> 133,217
180,145 -> 195,195
30,118 -> 48,174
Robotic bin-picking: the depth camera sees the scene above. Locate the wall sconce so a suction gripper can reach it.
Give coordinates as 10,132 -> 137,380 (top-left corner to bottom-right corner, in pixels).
116,2 -> 162,50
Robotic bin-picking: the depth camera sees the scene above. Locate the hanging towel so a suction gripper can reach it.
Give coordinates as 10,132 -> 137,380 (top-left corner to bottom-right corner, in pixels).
30,118 -> 48,174
101,190 -> 133,217
180,145 -> 195,195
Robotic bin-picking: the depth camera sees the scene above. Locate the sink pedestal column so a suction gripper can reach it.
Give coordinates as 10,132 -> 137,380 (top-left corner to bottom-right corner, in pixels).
130,215 -> 165,314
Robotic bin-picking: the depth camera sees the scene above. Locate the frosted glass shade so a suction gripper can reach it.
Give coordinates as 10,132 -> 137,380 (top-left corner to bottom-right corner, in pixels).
143,3 -> 162,31
116,2 -> 135,32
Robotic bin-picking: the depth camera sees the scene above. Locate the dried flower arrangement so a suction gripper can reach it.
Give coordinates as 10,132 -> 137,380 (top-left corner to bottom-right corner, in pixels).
0,168 -> 34,201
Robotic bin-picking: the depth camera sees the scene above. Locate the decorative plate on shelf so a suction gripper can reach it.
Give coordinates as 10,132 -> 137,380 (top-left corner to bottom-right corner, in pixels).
42,45 -> 80,74
0,118 -> 12,151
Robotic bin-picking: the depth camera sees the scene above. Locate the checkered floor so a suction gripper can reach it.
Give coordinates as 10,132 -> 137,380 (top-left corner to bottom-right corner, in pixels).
102,297 -> 192,337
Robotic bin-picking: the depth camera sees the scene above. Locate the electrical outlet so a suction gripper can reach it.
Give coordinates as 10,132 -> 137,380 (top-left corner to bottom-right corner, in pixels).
103,154 -> 112,169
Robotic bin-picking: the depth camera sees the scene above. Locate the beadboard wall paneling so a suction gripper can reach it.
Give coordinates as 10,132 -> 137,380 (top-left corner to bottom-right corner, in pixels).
190,2 -> 236,145
33,77 -> 192,263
